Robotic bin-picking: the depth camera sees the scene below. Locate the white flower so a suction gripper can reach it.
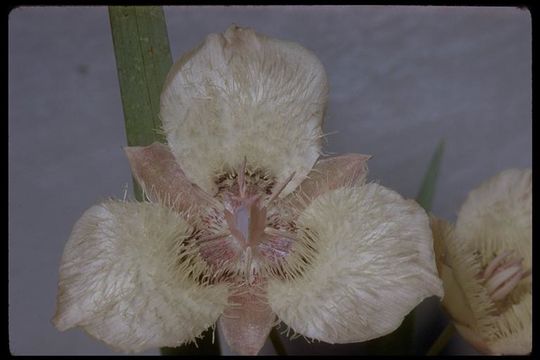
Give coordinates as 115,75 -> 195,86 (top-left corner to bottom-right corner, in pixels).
432,168 -> 531,355
53,25 -> 443,355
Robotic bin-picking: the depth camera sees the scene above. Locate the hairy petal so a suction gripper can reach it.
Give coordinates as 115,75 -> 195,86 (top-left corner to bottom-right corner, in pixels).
268,184 -> 443,343
456,168 -> 532,268
124,142 -> 215,212
487,294 -> 532,355
218,282 -> 276,355
161,25 -> 328,196
52,201 -> 229,352
288,153 -> 370,210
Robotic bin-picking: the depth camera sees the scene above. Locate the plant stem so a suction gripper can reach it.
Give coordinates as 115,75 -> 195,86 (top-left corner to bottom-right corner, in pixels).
426,323 -> 455,356
269,328 -> 287,355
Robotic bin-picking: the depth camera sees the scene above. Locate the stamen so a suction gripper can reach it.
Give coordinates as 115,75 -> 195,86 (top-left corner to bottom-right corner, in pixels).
486,265 -> 522,294
258,244 -> 289,258
483,250 -> 513,279
264,227 -> 298,242
483,252 -> 531,302
491,269 -> 530,301
198,232 -> 231,244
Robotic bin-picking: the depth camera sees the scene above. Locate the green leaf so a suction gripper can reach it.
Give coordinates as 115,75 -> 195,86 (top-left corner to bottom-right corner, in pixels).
416,139 -> 445,212
109,6 -> 171,147
108,6 -> 220,355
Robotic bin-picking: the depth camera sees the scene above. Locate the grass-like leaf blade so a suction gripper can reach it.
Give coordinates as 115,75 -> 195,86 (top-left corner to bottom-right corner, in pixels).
416,139 -> 445,212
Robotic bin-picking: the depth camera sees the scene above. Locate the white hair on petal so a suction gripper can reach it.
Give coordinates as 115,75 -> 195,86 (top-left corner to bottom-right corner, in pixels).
53,200 -> 230,352
160,25 -> 328,197
267,183 -> 443,343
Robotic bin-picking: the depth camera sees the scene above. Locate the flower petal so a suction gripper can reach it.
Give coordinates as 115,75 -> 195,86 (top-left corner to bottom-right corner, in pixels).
456,168 -> 532,267
52,201 -> 229,352
288,153 -> 370,210
488,293 -> 532,355
124,142 -> 215,212
267,184 -> 443,343
218,282 -> 276,355
454,296 -> 533,355
160,25 -> 328,197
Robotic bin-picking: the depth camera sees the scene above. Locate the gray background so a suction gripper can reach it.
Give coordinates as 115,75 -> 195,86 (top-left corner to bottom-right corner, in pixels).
9,5 -> 531,355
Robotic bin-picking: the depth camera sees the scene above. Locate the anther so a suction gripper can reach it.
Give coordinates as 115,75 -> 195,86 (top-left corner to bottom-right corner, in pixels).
483,251 -> 531,302
483,250 -> 513,279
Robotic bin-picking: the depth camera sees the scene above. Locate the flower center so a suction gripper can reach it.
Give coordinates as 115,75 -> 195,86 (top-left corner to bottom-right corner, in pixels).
483,250 -> 531,302
195,161 -> 297,283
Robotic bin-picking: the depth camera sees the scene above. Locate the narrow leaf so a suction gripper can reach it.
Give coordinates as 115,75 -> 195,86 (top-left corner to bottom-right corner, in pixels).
416,139 -> 445,212
109,6 -> 171,147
